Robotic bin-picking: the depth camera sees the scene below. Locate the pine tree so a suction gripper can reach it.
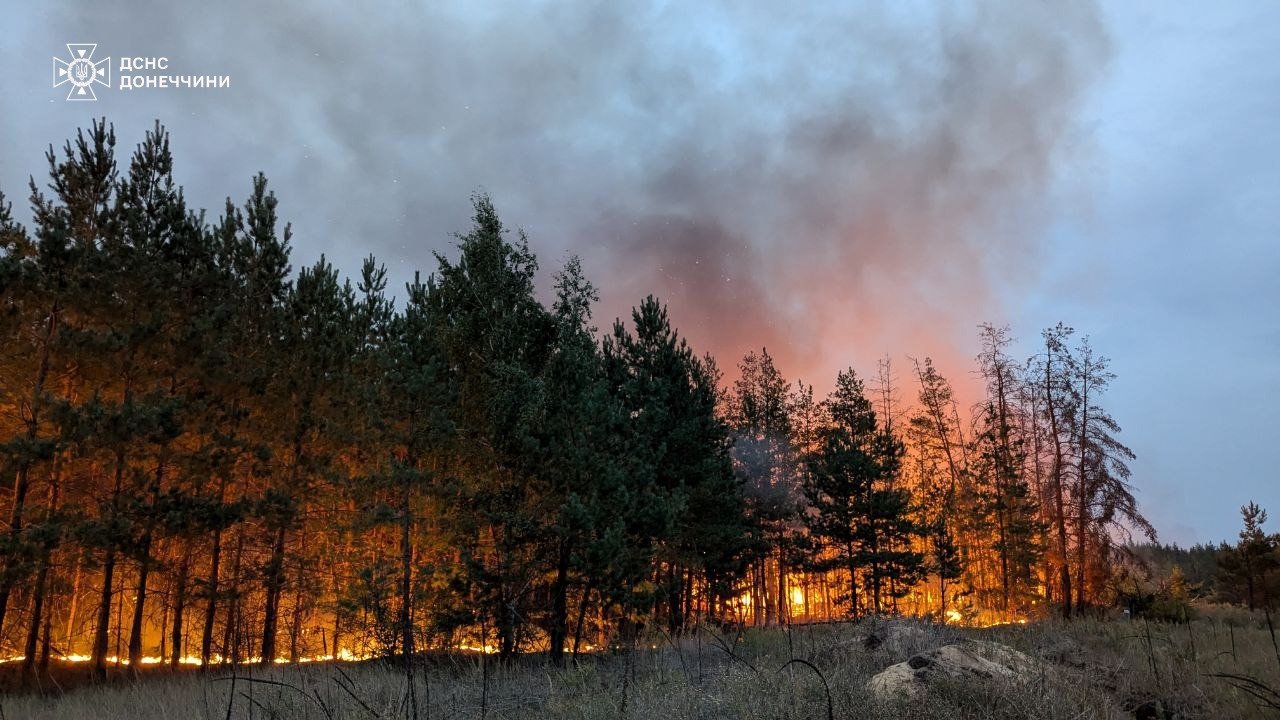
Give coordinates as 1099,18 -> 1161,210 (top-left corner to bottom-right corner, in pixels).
676,351 -> 749,627
430,195 -> 556,659
0,124 -> 117,657
728,348 -> 800,624
804,369 -> 923,616
1218,503 -> 1279,610
347,255 -> 456,672
1033,323 -> 1076,618
1066,334 -> 1153,610
603,297 -> 748,632
972,324 -> 1043,615
539,257 -> 622,663
105,121 -> 216,674
259,254 -> 357,664
908,358 -> 977,610
195,183 -> 290,668
929,520 -> 963,619
28,120 -> 184,682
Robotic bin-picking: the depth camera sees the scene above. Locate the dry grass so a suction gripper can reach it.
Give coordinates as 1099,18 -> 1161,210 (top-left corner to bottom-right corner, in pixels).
4,608 -> 1279,719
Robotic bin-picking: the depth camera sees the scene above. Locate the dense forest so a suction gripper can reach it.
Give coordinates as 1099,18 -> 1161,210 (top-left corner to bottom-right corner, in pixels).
0,119 -> 1218,682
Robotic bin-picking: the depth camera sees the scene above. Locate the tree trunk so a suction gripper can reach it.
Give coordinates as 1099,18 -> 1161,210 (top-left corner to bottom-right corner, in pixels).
497,586 -> 516,660
997,510 -> 1010,613
171,551 -> 189,668
22,452 -> 62,683
93,453 -> 127,680
667,564 -> 683,634
0,463 -> 34,642
63,554 -> 82,655
992,351 -> 1014,613
259,524 -> 287,665
548,539 -> 571,665
1074,372 -> 1091,614
332,612 -> 343,661
571,583 -> 594,658
684,568 -> 695,627
939,573 -> 947,619
91,549 -> 116,681
289,579 -> 303,663
20,556 -> 49,684
399,477 -> 415,668
776,553 -> 787,624
129,390 -> 173,673
128,460 -> 165,676
224,529 -> 244,665
868,507 -> 882,614
126,532 -> 154,673
0,303 -> 59,639
38,596 -> 52,675
846,541 -> 859,616
1043,348 -> 1072,618
200,526 -> 222,667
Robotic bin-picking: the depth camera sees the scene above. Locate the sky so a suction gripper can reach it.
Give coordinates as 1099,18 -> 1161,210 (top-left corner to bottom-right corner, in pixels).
0,1 -> 1276,545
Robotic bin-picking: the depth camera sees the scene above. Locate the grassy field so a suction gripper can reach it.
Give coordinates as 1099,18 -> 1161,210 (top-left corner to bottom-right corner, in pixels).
3,608 -> 1279,719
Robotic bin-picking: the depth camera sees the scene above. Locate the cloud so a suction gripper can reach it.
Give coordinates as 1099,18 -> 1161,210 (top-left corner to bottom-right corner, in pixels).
1,0 -> 1109,393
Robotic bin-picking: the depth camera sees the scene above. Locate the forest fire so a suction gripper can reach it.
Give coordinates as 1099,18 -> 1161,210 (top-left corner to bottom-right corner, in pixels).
0,649 -> 380,667
0,121 -> 1150,687
5,0 -> 1279,714
0,653 -> 202,666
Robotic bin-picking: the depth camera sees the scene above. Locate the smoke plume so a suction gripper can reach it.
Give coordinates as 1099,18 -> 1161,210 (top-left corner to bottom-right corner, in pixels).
1,1 -> 1109,391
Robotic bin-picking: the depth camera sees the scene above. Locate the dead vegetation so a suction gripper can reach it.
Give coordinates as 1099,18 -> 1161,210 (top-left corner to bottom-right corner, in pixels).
3,608 -> 1279,719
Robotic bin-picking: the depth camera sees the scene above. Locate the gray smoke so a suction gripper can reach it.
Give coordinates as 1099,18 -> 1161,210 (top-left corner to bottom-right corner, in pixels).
0,0 -> 1108,390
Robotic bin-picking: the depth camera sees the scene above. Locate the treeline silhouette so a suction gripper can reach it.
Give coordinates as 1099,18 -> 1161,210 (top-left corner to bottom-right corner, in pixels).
1124,503 -> 1280,617
0,121 -> 1154,683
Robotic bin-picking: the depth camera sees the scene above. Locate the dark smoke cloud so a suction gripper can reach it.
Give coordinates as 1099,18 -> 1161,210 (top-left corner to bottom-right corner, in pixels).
0,1 -> 1108,392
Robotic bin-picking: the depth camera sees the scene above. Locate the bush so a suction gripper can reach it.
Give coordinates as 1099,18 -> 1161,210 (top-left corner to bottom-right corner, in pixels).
1113,565 -> 1198,623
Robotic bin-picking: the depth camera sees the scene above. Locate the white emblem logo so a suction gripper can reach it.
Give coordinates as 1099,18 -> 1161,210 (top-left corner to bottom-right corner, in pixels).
53,44 -> 111,101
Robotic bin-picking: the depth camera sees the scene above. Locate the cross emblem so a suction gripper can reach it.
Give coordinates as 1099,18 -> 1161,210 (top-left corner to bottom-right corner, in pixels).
53,44 -> 111,101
